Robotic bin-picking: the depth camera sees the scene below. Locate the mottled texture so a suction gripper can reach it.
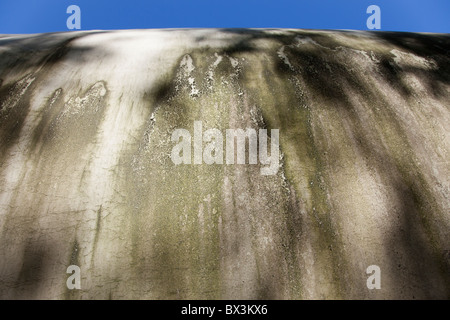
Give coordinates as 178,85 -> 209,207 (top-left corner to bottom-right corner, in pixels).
0,29 -> 449,299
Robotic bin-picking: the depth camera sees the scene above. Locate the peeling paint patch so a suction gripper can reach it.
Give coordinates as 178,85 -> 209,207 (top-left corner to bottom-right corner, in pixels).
390,49 -> 438,70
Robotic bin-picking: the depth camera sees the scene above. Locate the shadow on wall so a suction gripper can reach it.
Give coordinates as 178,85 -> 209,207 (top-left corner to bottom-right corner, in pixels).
0,31 -> 111,164
0,31 -> 110,80
191,28 -> 450,103
0,236 -> 57,299
388,179 -> 450,299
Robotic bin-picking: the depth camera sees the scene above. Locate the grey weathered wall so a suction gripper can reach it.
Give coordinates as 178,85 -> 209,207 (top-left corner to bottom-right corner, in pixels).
0,29 -> 449,299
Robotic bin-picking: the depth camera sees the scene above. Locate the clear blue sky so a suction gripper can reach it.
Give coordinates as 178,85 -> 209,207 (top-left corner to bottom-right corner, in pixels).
0,0 -> 449,34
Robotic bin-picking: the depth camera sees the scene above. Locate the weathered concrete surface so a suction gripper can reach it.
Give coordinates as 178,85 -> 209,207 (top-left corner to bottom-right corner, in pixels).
0,29 -> 449,299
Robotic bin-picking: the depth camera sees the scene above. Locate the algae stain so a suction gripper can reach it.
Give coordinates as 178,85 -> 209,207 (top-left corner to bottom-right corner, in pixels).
241,48 -> 350,298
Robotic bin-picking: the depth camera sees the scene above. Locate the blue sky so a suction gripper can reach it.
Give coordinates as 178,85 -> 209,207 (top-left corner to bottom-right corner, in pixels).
0,0 -> 449,34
